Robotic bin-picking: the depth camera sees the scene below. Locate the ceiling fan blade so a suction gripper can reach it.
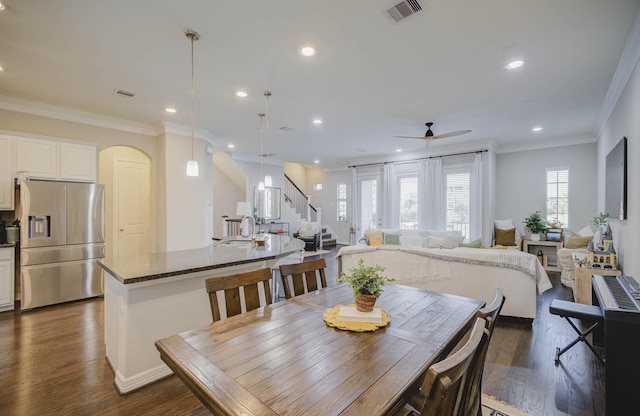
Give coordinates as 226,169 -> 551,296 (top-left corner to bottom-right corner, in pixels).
393,135 -> 433,139
430,129 -> 472,140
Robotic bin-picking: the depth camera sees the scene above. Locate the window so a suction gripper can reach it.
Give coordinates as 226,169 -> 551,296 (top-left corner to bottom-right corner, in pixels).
446,171 -> 470,238
399,176 -> 418,229
546,168 -> 569,227
337,183 -> 347,221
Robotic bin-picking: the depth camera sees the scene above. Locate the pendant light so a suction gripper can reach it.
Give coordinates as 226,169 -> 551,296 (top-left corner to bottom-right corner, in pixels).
186,29 -> 199,177
258,112 -> 265,191
263,90 -> 272,187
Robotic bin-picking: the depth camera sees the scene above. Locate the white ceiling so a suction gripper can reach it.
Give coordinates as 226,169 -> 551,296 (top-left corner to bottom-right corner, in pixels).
1,0 -> 639,167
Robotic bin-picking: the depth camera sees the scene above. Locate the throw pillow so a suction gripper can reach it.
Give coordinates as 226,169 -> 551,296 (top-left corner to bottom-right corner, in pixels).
383,233 -> 400,245
441,235 -> 465,249
460,238 -> 482,248
399,235 -> 424,247
494,219 -> 523,244
494,227 -> 516,246
577,224 -> 595,237
424,236 -> 445,248
364,230 -> 384,246
566,232 -> 592,249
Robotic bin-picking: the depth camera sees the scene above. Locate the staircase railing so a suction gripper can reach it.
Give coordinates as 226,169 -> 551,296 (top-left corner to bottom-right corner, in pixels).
284,174 -> 319,223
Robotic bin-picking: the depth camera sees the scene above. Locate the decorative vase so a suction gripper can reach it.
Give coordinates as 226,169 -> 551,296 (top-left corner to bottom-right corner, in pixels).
355,294 -> 377,312
531,233 -> 541,241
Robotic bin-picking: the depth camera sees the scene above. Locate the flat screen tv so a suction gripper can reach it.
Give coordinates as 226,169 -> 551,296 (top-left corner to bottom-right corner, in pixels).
605,137 -> 627,220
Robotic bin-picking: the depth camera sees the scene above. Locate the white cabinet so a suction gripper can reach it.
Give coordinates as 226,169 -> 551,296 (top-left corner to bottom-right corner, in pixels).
0,247 -> 14,312
0,136 -> 14,210
15,137 -> 97,182
15,137 -> 58,179
59,142 -> 96,182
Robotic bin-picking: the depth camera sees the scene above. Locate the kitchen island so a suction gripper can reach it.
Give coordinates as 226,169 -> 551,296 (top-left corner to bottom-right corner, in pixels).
99,234 -> 305,394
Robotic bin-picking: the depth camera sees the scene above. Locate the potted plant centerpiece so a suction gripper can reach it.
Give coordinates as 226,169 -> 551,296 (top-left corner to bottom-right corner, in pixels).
339,258 -> 395,312
523,211 -> 548,241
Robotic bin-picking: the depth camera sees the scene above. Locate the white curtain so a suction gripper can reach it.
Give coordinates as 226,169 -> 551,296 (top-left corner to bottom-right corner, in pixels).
351,167 -> 358,236
469,153 -> 483,240
422,158 -> 446,230
382,163 -> 396,228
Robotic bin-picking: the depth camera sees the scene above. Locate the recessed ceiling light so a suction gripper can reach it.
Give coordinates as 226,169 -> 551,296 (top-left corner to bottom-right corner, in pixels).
506,60 -> 524,70
312,119 -> 322,124
0,3 -> 5,11
235,91 -> 248,98
532,126 -> 543,132
300,46 -> 316,57
227,144 -> 235,148
314,160 -> 320,164
396,148 -> 402,152
164,107 -> 176,113
0,66 -> 4,72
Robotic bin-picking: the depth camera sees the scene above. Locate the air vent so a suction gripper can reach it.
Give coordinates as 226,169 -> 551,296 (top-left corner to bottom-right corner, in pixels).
386,0 -> 422,23
279,126 -> 294,132
114,89 -> 136,99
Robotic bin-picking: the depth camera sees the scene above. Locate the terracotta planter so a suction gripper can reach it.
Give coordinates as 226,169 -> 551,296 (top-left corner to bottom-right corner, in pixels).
355,294 -> 378,312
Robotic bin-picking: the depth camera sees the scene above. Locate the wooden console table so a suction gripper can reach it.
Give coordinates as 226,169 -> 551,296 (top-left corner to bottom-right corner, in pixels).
523,240 -> 563,272
574,267 -> 621,304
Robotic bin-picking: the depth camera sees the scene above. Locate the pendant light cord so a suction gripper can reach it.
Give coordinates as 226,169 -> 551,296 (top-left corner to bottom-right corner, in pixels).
190,32 -> 195,160
264,90 -> 272,180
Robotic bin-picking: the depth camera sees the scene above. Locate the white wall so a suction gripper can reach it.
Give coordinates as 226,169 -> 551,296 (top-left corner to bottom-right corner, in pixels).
305,167 -> 352,244
212,153 -> 245,237
162,132 -> 212,251
495,143 -> 597,237
597,58 -> 640,277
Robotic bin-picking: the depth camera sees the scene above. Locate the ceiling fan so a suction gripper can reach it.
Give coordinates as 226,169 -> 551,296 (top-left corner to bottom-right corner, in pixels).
394,122 -> 471,140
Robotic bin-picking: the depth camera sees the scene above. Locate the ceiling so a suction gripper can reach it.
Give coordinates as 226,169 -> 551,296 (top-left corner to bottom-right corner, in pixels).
1,0 -> 639,167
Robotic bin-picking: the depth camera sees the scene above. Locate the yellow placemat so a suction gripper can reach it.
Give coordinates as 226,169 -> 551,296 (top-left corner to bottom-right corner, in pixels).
323,304 -> 391,332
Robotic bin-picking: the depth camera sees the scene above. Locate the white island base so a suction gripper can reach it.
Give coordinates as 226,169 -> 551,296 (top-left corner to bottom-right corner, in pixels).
104,262 -> 269,393
100,235 -> 305,394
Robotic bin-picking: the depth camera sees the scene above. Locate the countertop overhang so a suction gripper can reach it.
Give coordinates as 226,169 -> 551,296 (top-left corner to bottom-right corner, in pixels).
98,235 -> 306,284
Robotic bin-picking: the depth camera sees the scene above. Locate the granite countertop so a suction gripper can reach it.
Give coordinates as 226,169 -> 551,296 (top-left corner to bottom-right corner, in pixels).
98,234 -> 306,285
0,243 -> 16,248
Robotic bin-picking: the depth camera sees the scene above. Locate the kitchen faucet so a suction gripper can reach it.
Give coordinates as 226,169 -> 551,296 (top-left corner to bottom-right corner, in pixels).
240,215 -> 256,242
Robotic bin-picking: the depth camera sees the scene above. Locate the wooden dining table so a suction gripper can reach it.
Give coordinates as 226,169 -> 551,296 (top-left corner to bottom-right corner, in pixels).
155,283 -> 484,416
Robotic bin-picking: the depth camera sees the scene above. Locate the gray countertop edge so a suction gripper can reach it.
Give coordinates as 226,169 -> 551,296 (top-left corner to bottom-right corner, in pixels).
98,237 -> 306,285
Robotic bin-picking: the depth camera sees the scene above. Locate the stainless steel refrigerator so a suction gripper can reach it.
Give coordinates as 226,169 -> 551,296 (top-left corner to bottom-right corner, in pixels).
20,180 -> 105,310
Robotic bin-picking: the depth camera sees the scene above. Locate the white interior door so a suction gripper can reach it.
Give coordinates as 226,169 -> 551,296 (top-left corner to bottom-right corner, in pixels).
115,159 -> 150,258
358,175 -> 383,231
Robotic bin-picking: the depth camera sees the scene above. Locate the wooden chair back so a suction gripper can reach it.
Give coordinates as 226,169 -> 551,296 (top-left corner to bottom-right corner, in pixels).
460,288 -> 506,416
205,268 -> 273,322
278,258 -> 328,299
477,287 -> 506,337
418,317 -> 489,416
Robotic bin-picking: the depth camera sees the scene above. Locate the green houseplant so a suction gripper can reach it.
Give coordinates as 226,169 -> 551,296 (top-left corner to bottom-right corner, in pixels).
339,258 -> 395,312
523,211 -> 548,241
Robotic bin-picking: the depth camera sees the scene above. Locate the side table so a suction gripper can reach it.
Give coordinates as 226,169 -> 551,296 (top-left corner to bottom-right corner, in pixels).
522,240 -> 563,272
574,267 -> 621,304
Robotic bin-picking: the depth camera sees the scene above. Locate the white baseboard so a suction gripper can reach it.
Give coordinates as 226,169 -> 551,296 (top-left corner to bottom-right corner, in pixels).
114,365 -> 173,394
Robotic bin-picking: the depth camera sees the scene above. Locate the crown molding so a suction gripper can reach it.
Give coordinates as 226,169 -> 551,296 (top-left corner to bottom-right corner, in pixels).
0,95 -> 159,136
495,133 -> 597,154
230,152 -> 284,166
596,9 -> 640,136
159,122 -> 215,144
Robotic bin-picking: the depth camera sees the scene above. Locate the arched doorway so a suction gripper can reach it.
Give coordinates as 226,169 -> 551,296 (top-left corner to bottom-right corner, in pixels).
99,147 -> 151,259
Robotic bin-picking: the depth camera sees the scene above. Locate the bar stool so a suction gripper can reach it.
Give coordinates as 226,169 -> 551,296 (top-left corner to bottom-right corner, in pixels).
549,299 -> 605,364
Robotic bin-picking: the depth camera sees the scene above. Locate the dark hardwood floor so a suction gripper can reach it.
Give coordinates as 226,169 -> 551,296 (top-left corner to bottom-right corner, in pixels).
0,245 -> 605,415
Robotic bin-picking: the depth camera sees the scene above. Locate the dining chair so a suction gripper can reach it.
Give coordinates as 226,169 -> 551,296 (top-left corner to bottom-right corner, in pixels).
270,249 -> 304,301
460,288 -> 506,416
394,317 -> 489,416
278,257 -> 328,299
204,267 -> 273,322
